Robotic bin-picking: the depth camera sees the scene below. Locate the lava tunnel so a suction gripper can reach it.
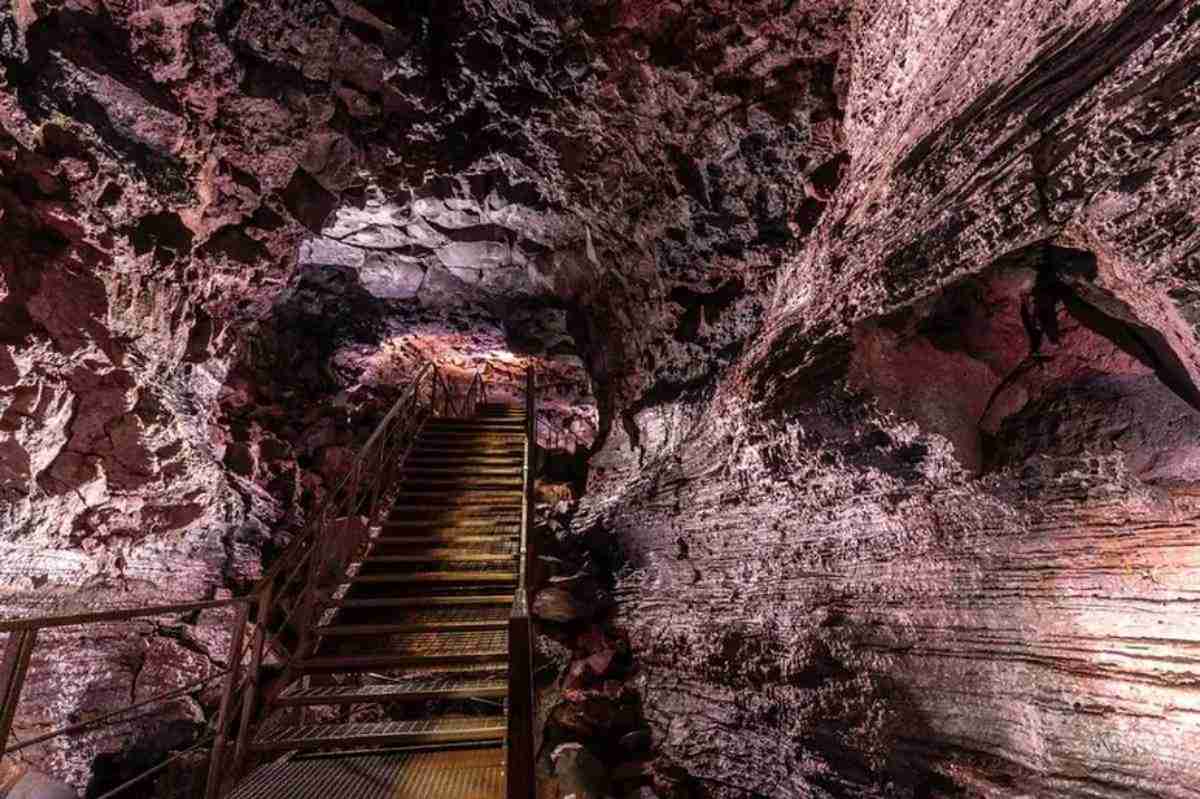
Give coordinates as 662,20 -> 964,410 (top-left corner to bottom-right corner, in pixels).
2,2 -> 1200,799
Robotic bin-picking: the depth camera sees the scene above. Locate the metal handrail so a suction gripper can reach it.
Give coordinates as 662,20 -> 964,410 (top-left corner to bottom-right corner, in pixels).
0,597 -> 251,633
506,366 -> 536,799
0,358 -> 492,799
254,363 -> 434,592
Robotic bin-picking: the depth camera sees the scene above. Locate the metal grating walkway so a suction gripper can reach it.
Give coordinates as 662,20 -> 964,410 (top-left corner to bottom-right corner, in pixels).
276,675 -> 507,706
230,748 -> 506,799
251,718 -> 506,752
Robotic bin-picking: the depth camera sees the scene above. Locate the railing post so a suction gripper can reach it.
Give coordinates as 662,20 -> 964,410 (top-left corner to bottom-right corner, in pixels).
205,601 -> 250,799
0,629 -> 36,756
233,583 -> 271,776
507,364 -> 536,799
506,602 -> 535,799
524,366 -> 536,602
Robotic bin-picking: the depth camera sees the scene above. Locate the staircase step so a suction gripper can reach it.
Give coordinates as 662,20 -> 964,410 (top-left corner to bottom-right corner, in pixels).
416,436 -> 523,443
429,419 -> 528,427
414,448 -> 522,455
250,716 -> 506,752
357,559 -> 516,577
388,504 -> 522,515
324,604 -> 512,629
381,513 -> 518,525
370,531 -> 519,543
410,448 -> 520,454
408,453 -> 522,462
369,540 -> 518,556
390,501 -> 522,511
315,615 -> 506,636
408,451 -> 520,458
422,430 -> 523,438
275,675 -> 507,706
417,430 -> 522,436
403,476 -> 523,485
419,434 -> 523,442
229,746 -> 507,799
404,466 -> 520,476
403,463 -> 522,472
394,490 -> 522,501
400,482 -> 524,493
323,595 -> 513,610
413,452 -> 522,458
364,553 -> 515,565
348,571 -> 518,586
298,630 -> 509,671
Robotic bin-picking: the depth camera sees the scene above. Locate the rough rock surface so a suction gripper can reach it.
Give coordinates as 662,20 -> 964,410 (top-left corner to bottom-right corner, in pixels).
2,0 -> 1200,796
577,2 -> 1200,797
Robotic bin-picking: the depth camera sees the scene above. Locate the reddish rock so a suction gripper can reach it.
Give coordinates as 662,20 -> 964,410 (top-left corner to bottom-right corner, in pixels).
533,586 -> 598,624
2,1 -> 1200,796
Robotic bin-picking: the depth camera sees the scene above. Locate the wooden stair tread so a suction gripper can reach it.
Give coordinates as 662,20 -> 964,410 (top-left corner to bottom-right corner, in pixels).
393,489 -> 525,494
415,439 -> 523,443
406,455 -> 521,461
422,422 -> 524,428
296,654 -> 507,672
367,545 -> 517,558
374,534 -> 519,546
311,628 -> 507,654
419,430 -> 524,436
399,484 -> 524,493
413,438 -> 522,443
402,475 -> 520,483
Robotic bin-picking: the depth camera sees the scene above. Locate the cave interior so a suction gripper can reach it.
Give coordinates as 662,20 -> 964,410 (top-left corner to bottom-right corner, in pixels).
2,1 -> 1200,798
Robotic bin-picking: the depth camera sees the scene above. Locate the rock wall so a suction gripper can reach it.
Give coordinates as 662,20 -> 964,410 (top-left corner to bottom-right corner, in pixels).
2,0 -> 1200,795
578,1 -> 1200,796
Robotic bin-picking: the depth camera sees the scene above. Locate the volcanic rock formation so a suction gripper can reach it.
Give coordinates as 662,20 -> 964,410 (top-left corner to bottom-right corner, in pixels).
2,0 -> 1200,797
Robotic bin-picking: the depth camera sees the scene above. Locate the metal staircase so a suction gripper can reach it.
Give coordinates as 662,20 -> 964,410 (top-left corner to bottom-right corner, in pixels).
0,369 -> 538,799
229,404 -> 526,795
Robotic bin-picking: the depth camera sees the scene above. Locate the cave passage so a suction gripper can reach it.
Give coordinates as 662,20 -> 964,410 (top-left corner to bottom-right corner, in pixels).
3,1 -> 1200,798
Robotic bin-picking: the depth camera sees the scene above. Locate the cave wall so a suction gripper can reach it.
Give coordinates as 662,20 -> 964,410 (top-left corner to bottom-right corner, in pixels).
2,0 -> 1200,795
0,0 -> 821,786
579,1 -> 1200,796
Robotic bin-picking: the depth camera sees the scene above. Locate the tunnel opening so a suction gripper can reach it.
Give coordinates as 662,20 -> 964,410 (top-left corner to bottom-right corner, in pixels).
214,183 -> 603,543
